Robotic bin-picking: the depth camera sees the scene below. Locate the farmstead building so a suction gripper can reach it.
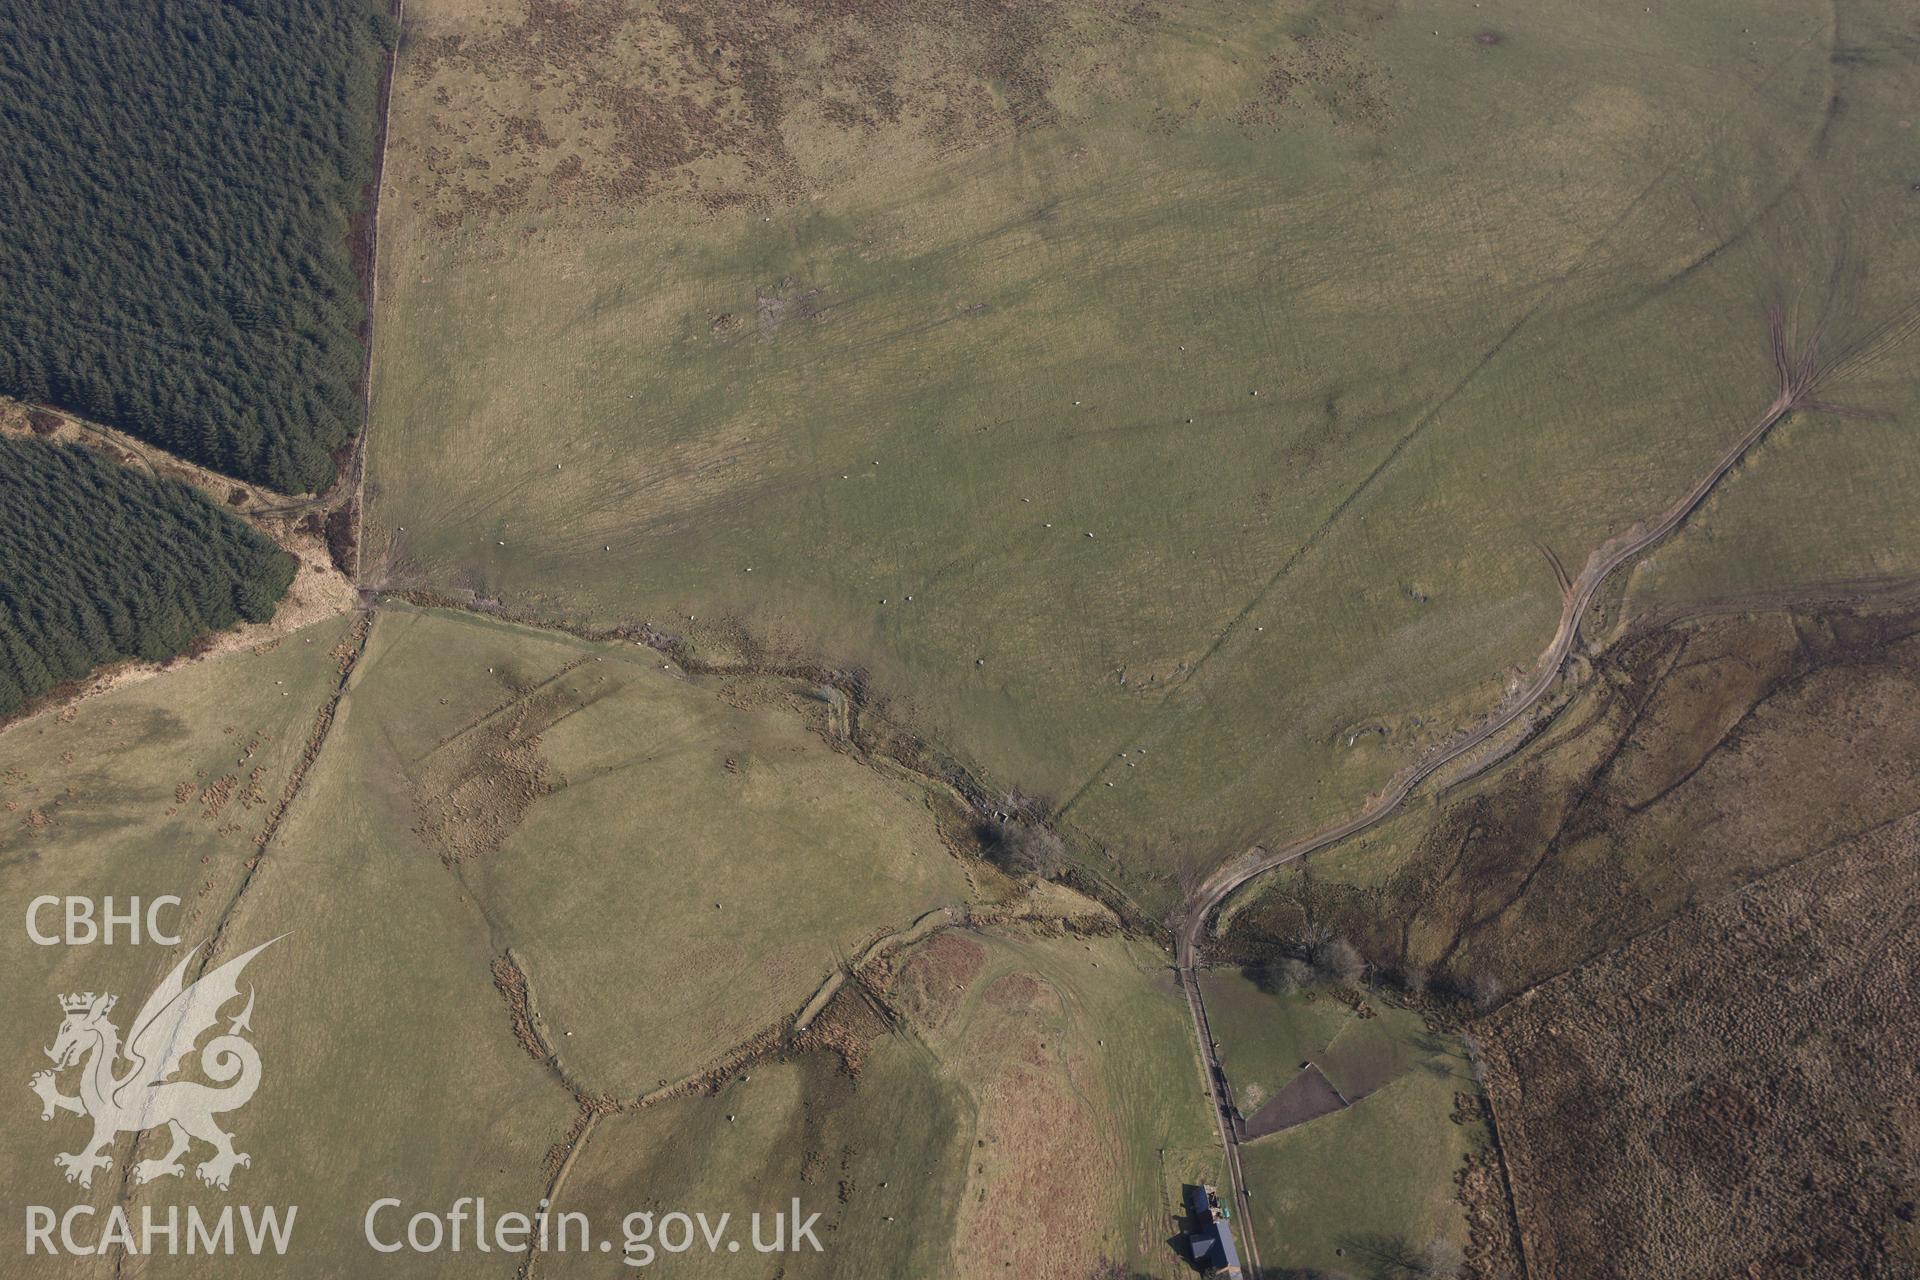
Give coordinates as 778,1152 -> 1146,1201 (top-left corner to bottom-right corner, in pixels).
1183,1184 -> 1243,1276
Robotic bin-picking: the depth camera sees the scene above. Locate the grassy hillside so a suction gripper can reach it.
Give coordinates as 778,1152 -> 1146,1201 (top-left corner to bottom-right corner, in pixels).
1220,605 -> 1920,998
0,617 -> 380,1273
250,604 -> 975,1102
549,925 -> 1222,1280
365,0 -> 1920,904
1217,599 -> 1920,1276
0,0 -> 391,490
0,438 -> 296,715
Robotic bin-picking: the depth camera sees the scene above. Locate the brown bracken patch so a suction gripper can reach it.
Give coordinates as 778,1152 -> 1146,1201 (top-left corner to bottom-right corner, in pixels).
1234,19 -> 1398,134
792,983 -> 893,1077
492,952 -> 552,1064
953,968 -> 1115,1280
1455,1145 -> 1526,1279
893,930 -> 988,1031
199,774 -> 238,821
981,970 -> 1058,1015
410,657 -> 602,864
1476,810 -> 1920,1277
399,0 -> 1153,225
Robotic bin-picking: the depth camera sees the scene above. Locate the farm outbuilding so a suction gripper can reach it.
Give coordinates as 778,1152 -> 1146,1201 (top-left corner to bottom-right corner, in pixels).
1183,1183 -> 1244,1277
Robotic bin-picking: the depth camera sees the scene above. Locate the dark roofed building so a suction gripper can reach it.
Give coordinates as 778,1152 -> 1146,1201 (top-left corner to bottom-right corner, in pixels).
1183,1183 -> 1244,1277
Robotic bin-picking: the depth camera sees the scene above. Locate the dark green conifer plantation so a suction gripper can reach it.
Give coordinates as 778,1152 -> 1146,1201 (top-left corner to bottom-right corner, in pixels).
0,439 -> 297,715
0,0 -> 392,491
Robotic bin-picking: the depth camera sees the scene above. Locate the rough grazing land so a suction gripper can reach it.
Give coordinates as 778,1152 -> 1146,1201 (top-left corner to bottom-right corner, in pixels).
369,0 -> 1920,911
1224,602 -> 1920,1278
545,926 -> 1218,1280
1224,605 -> 1920,996
1478,811 -> 1920,1277
399,0 -> 1142,222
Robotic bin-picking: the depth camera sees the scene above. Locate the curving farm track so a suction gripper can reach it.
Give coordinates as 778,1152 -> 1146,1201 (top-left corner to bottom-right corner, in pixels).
1172,343 -> 1824,1270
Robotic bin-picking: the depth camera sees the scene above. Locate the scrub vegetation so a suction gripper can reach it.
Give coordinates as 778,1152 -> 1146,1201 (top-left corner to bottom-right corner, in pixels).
1220,600 -> 1920,1277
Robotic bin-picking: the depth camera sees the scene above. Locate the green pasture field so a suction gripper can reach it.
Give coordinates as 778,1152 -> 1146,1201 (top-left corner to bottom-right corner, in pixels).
1200,967 -> 1445,1109
1619,0 -> 1920,618
1199,969 -> 1481,1274
1199,968 -> 1350,1106
0,613 -> 358,1014
0,617 -> 444,1277
263,604 -> 973,1099
366,0 -> 1919,910
1,602 -> 987,1274
548,925 -> 1218,1279
1240,1064 -> 1486,1277
141,676 -> 572,1279
1624,380 -> 1920,616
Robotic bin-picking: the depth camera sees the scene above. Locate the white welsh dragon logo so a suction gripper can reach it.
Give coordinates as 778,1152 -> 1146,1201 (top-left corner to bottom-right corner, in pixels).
29,937 -> 279,1191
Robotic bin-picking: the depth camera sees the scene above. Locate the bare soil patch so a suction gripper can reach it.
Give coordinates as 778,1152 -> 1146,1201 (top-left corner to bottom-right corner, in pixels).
1243,1061 -> 1347,1139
